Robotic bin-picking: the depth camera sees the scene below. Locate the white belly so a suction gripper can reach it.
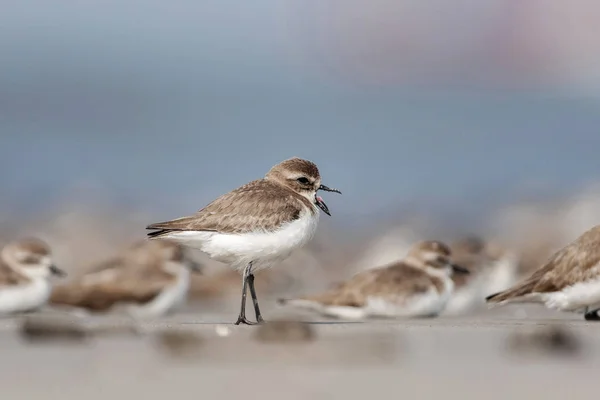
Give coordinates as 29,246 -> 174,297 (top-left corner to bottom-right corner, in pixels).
0,279 -> 51,315
543,278 -> 600,312
128,267 -> 191,320
163,211 -> 320,271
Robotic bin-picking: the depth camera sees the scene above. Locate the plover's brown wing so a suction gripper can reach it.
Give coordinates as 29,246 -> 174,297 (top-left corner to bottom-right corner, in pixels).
147,179 -> 311,236
286,263 -> 434,307
487,232 -> 600,303
0,261 -> 28,286
50,265 -> 175,311
350,263 -> 439,304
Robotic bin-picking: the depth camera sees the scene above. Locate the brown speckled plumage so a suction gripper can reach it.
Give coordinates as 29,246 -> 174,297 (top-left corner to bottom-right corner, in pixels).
147,180 -> 313,235
297,262 -> 446,308
146,158 -> 326,236
487,225 -> 600,303
0,263 -> 29,285
285,240 -> 456,308
0,238 -> 53,285
50,240 -> 188,311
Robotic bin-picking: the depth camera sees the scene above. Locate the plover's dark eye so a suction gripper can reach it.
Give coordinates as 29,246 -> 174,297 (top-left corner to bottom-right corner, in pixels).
297,177 -> 310,185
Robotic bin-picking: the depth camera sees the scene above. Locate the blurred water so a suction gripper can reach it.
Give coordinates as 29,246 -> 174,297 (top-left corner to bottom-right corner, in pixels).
2,0 -> 600,222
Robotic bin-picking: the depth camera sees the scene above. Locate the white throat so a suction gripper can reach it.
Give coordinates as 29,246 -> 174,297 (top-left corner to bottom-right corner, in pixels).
20,264 -> 52,280
301,190 -> 319,208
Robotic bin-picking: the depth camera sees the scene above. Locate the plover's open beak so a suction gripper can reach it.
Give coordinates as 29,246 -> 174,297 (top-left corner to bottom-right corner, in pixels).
451,264 -> 470,275
318,184 -> 341,194
315,195 -> 332,216
50,265 -> 67,277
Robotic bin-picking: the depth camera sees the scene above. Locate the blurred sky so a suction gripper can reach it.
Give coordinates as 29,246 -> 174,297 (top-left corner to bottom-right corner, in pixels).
2,0 -> 600,223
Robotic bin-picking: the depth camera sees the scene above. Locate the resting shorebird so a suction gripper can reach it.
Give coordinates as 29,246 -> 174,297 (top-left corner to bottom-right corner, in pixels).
486,224 -> 600,321
278,240 -> 469,319
146,157 -> 341,325
50,240 -> 201,320
0,238 -> 66,315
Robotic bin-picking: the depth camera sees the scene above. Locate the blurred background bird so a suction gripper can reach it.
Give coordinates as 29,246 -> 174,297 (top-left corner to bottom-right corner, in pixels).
50,240 -> 201,320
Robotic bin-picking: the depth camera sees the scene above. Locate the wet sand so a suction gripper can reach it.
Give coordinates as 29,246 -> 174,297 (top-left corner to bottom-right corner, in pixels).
1,305 -> 599,400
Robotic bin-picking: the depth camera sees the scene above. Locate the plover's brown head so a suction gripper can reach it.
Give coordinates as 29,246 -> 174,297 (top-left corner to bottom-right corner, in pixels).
265,157 -> 341,216
129,240 -> 202,273
406,240 -> 470,276
1,238 -> 66,279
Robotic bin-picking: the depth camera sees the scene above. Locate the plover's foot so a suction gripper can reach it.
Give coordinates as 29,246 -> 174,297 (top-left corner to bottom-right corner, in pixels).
234,316 -> 259,325
584,310 -> 600,321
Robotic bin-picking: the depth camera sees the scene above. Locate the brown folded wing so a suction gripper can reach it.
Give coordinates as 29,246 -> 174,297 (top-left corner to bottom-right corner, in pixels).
301,262 -> 436,307
50,265 -> 175,311
0,262 -> 29,286
147,179 -> 310,236
487,231 -> 600,302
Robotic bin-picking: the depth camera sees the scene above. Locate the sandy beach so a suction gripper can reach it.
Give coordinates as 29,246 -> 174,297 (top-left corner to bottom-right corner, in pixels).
1,304 -> 598,400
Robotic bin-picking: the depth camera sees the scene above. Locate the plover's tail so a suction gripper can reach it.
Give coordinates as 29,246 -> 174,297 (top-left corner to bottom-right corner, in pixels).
146,222 -> 178,239
485,279 -> 537,305
146,215 -> 217,239
146,229 -> 172,239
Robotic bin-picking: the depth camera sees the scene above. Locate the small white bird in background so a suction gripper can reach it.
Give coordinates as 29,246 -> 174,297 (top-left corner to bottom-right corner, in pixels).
50,240 -> 201,320
486,224 -> 600,321
146,157 -> 341,325
0,238 -> 66,315
278,240 -> 469,320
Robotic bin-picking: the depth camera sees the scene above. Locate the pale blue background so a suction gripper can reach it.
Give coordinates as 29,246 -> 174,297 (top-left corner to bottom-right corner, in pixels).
2,1 -> 599,227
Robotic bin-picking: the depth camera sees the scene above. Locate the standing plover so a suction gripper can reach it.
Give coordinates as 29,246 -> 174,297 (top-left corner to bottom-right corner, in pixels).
486,224 -> 600,321
278,240 -> 469,319
146,157 -> 341,325
50,240 -> 201,320
0,238 -> 66,315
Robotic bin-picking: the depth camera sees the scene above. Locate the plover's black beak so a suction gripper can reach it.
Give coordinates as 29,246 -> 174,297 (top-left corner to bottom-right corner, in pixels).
50,265 -> 67,277
318,184 -> 342,194
315,195 -> 331,216
451,264 -> 470,275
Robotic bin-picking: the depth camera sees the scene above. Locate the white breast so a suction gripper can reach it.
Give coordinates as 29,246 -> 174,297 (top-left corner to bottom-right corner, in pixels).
127,264 -> 191,320
0,279 -> 52,315
165,210 -> 320,271
543,277 -> 600,313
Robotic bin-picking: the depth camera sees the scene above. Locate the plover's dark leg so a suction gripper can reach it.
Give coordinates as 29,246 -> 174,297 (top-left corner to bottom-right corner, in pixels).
235,262 -> 256,325
584,307 -> 600,321
247,273 -> 264,323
